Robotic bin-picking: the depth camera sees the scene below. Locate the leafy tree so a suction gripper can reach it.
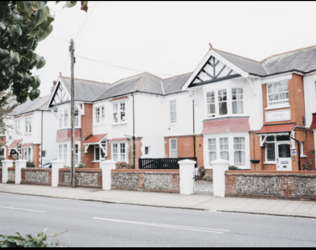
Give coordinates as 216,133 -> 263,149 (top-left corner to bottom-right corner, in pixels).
0,1 -> 88,105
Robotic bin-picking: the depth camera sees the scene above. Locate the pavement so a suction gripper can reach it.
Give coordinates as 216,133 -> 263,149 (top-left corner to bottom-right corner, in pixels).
1,183 -> 316,219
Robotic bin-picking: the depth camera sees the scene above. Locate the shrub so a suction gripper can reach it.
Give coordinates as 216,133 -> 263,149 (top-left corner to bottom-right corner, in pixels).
26,161 -> 35,168
198,166 -> 206,178
0,228 -> 61,247
229,166 -> 240,170
202,174 -> 212,182
0,157 -> 4,167
116,162 -> 134,169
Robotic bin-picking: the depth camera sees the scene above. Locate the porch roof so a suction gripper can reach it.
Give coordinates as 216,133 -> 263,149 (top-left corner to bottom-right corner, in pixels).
84,134 -> 107,144
22,143 -> 33,147
257,123 -> 296,134
8,139 -> 23,150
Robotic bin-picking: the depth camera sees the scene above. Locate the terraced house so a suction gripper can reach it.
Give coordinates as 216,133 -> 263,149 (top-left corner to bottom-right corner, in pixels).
4,44 -> 316,172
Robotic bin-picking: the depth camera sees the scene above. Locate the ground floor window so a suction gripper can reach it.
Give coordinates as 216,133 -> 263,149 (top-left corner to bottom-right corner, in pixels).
24,147 -> 32,162
206,133 -> 249,168
169,139 -> 177,158
58,143 -> 80,166
0,147 -> 5,158
112,142 -> 127,162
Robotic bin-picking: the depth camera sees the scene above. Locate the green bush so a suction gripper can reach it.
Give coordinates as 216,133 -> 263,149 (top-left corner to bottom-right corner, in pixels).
228,165 -> 240,170
0,228 -> 60,247
26,161 -> 35,168
202,174 -> 212,182
0,157 -> 4,167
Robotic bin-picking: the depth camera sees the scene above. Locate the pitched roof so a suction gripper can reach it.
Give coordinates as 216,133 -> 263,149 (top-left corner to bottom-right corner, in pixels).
257,123 -> 296,134
95,72 -> 164,101
10,95 -> 50,116
162,72 -> 192,95
60,77 -> 112,102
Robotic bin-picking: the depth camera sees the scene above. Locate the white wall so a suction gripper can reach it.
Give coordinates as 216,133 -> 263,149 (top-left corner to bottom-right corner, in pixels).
303,73 -> 316,128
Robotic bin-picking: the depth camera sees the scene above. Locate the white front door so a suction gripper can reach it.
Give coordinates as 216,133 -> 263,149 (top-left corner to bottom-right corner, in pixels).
276,142 -> 292,171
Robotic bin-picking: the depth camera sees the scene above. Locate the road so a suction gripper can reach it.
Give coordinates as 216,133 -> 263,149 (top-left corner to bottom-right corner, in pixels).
0,192 -> 316,247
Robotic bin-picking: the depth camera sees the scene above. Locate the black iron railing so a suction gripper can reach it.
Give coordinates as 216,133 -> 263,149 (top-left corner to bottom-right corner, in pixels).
139,157 -> 197,169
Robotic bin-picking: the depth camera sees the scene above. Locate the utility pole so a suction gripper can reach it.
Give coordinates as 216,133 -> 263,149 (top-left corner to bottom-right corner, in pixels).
70,39 -> 76,188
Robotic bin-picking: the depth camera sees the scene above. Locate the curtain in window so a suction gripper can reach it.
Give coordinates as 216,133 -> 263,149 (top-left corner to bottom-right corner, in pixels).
234,137 -> 245,166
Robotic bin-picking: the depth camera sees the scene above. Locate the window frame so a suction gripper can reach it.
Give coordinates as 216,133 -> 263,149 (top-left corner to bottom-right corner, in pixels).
24,147 -> 32,162
266,81 -> 289,107
111,142 -> 127,162
170,100 -> 177,123
208,138 -> 217,165
112,101 -> 126,124
169,138 -> 177,158
25,118 -> 32,134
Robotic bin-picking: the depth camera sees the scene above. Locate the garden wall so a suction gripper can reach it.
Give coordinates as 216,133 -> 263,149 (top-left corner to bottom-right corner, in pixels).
21,168 -> 52,185
58,168 -> 102,188
7,167 -> 15,183
111,169 -> 180,193
225,170 -> 316,200
0,167 -> 2,183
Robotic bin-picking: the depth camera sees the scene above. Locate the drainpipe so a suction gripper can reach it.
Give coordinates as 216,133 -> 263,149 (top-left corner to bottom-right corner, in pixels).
131,93 -> 135,167
192,98 -> 196,160
41,110 -> 43,168
289,126 -> 302,171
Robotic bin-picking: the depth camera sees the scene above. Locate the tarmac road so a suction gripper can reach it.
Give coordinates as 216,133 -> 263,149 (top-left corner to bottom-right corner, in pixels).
1,192 -> 316,247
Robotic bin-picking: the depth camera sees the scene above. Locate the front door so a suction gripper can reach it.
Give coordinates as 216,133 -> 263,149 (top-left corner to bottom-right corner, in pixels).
276,142 -> 292,171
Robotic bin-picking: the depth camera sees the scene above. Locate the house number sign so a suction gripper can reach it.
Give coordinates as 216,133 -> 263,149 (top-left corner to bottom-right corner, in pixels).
265,109 -> 291,122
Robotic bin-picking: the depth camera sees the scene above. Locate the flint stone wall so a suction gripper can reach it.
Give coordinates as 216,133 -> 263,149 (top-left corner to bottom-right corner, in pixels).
59,168 -> 102,188
225,171 -> 316,200
21,168 -> 51,185
111,170 -> 180,193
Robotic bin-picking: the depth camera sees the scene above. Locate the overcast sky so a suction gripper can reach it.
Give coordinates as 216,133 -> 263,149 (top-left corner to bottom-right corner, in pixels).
33,1 -> 316,97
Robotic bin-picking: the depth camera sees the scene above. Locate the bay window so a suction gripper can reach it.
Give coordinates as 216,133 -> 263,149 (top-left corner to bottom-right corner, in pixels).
208,138 -> 217,164
267,81 -> 289,106
234,137 -> 245,166
220,137 -> 229,160
206,87 -> 244,117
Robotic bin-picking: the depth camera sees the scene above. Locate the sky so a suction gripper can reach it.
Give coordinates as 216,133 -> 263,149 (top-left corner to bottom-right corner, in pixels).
33,1 -> 316,97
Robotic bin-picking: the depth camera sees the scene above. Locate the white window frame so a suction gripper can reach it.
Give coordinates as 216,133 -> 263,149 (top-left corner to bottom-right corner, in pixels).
24,147 -> 32,162
267,81 -> 289,107
300,141 -> 307,157
15,119 -> 20,132
219,137 -> 229,161
169,138 -> 177,158
95,106 -> 105,124
170,100 -> 177,123
58,107 -> 71,128
113,101 -> 126,124
74,108 -> 80,127
206,86 -> 244,118
233,137 -> 246,167
111,142 -> 127,162
208,138 -> 217,165
0,146 -> 6,158
25,118 -> 32,134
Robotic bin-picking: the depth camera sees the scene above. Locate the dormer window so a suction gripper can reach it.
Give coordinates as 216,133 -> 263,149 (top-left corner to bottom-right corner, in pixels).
267,81 -> 289,106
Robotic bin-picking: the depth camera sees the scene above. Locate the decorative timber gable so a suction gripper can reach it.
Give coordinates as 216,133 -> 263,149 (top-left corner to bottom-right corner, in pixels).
48,81 -> 71,108
191,56 -> 240,86
182,49 -> 249,91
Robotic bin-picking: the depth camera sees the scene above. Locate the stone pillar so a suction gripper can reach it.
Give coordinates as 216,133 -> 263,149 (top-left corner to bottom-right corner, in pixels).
179,159 -> 196,195
2,159 -> 13,183
51,160 -> 64,187
100,160 -> 116,190
15,159 -> 27,184
212,159 -> 229,197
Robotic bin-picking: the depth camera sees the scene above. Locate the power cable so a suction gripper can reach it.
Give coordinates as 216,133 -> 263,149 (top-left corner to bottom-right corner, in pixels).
76,54 -> 175,76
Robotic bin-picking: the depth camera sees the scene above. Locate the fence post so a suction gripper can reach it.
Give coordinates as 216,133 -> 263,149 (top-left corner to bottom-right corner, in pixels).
2,160 -> 13,183
15,159 -> 27,184
178,159 -> 196,195
212,159 -> 229,197
51,160 -> 64,187
100,160 -> 116,190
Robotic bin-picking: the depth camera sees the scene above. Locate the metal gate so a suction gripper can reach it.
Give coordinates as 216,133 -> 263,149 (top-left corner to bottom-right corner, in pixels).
193,170 -> 213,195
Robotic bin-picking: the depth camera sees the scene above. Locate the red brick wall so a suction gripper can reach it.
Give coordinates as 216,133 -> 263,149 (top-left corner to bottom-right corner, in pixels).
32,144 -> 40,168
164,135 -> 203,167
81,103 -> 93,167
262,74 -> 305,125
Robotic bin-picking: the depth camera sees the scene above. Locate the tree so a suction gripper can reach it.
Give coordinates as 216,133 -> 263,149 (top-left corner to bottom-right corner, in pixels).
0,1 -> 88,105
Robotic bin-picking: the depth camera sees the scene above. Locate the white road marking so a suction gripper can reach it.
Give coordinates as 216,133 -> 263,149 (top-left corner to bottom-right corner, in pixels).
0,205 -> 46,213
93,217 -> 230,234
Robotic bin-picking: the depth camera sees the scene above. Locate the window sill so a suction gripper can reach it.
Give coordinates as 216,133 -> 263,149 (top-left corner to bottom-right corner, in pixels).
263,161 -> 276,164
112,122 -> 127,126
93,123 -> 105,126
265,104 -> 290,111
206,114 -> 245,119
300,155 -> 307,158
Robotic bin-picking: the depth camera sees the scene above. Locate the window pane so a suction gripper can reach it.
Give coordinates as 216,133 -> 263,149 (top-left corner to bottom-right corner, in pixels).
220,138 -> 228,150
209,152 -> 217,164
64,110 -> 68,127
170,140 -> 177,150
278,144 -> 290,158
220,151 -> 229,160
120,103 -> 125,122
234,137 -> 245,150
208,138 -> 216,151
95,146 -> 100,161
266,143 -> 275,161
74,109 -> 79,126
234,151 -> 245,166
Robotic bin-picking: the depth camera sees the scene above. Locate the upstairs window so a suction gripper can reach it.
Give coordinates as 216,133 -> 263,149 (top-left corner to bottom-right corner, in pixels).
15,120 -> 20,132
113,102 -> 126,123
218,89 -> 227,115
95,107 -> 105,124
74,109 -> 79,127
25,118 -> 32,133
207,91 -> 215,117
267,81 -> 289,106
170,100 -> 177,123
232,88 -> 244,114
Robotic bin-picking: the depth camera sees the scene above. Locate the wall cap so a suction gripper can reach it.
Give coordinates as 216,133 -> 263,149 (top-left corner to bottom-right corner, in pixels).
211,159 -> 229,165
178,159 -> 196,164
